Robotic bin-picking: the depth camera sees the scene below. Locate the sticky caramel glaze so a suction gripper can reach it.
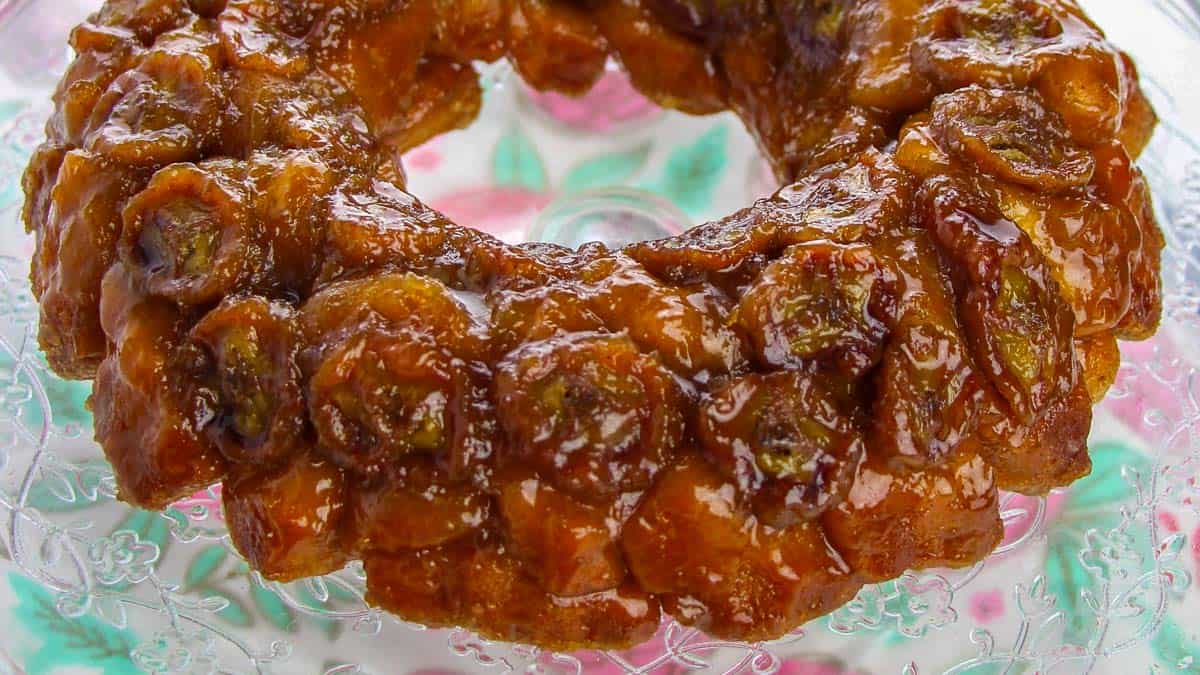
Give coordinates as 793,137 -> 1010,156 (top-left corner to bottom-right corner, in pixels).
25,0 -> 1162,650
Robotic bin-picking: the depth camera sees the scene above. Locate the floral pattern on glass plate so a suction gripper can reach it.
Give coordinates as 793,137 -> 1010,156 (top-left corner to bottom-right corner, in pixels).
2,1 -> 1200,673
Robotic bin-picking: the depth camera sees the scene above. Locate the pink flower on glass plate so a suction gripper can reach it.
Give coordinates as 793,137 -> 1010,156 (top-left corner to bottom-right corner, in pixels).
172,485 -> 224,523
967,589 -> 1007,624
430,187 -> 553,242
1193,523 -> 1200,579
524,70 -> 660,133
1157,509 -> 1182,533
405,138 -> 445,173
1101,333 -> 1190,436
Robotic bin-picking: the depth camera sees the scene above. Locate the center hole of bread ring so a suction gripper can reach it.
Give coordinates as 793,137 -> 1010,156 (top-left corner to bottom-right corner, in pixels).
404,66 -> 763,246
531,187 -> 691,248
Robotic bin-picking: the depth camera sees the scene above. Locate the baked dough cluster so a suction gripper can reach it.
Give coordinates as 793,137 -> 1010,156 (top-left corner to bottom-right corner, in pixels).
23,0 -> 1162,650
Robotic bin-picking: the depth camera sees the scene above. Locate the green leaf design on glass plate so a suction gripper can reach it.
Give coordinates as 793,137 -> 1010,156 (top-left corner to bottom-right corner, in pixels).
297,584 -> 344,640
26,477 -> 84,514
645,124 -> 728,215
327,578 -> 359,603
0,351 -> 94,430
213,588 -> 254,628
180,544 -> 255,627
1044,441 -> 1153,645
185,545 -> 227,589
252,583 -> 297,632
39,366 -> 93,429
562,143 -> 652,194
27,460 -> 113,513
8,572 -> 140,675
492,126 -> 548,192
1151,616 -> 1200,671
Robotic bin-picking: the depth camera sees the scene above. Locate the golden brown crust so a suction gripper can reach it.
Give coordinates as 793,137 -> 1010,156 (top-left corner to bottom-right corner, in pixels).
364,538 -> 662,651
24,0 -> 1163,649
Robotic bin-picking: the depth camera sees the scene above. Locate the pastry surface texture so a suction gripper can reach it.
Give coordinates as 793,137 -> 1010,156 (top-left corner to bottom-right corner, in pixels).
23,0 -> 1163,650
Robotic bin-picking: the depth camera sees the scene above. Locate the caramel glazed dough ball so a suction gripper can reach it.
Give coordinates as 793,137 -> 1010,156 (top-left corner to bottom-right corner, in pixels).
25,0 -> 1163,651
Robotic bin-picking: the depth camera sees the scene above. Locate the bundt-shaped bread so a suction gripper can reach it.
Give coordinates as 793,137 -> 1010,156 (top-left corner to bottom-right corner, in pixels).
23,0 -> 1162,649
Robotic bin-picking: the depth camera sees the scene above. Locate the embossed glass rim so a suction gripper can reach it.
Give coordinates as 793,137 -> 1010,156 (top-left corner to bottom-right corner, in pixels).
531,186 -> 692,248
0,2 -> 1199,674
1154,0 -> 1200,36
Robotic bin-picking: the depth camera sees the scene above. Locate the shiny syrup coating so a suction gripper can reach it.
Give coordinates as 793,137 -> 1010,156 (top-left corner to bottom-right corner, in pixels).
24,0 -> 1162,651
182,295 -> 306,466
699,371 -> 865,527
495,331 -> 687,500
496,472 -> 628,597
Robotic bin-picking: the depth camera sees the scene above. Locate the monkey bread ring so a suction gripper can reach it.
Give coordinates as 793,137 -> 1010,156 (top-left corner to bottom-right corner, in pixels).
22,0 -> 1164,650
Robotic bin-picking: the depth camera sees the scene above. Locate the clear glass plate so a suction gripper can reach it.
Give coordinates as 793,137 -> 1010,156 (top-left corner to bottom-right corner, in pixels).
1,1 -> 1200,673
